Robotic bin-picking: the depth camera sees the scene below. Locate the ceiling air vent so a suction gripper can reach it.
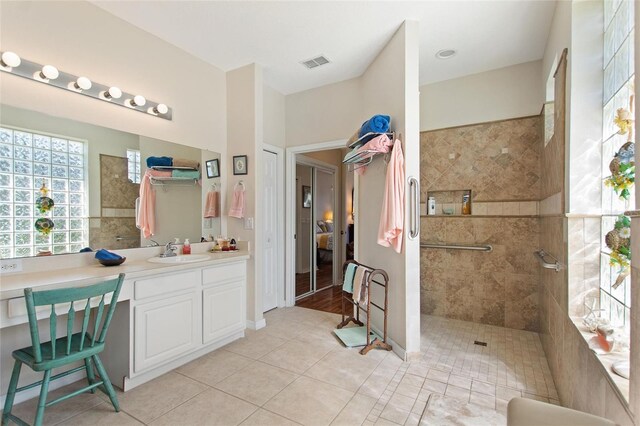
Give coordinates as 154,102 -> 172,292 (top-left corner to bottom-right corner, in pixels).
301,55 -> 330,69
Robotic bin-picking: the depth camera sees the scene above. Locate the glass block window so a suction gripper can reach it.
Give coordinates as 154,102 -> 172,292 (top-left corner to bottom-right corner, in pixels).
0,126 -> 88,258
127,149 -> 141,184
600,0 -> 635,331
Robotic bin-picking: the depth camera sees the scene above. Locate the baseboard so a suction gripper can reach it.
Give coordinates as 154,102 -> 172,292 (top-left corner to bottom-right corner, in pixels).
0,370 -> 86,407
369,324 -> 406,360
246,318 -> 266,330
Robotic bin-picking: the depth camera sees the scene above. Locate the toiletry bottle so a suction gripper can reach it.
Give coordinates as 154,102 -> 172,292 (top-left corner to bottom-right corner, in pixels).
183,239 -> 191,255
230,238 -> 237,251
462,194 -> 471,215
174,237 -> 181,254
427,196 -> 436,215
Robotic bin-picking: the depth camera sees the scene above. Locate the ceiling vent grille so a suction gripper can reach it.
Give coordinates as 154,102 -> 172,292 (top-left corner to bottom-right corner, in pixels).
301,55 -> 330,69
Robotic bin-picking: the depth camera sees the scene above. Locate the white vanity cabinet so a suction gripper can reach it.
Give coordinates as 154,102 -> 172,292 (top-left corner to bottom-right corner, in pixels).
202,261 -> 246,344
133,270 -> 201,373
123,258 -> 247,390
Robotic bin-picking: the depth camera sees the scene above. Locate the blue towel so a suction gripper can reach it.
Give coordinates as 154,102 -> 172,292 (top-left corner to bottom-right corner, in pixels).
95,249 -> 123,261
343,263 -> 358,293
358,115 -> 390,138
146,156 -> 173,168
172,170 -> 200,179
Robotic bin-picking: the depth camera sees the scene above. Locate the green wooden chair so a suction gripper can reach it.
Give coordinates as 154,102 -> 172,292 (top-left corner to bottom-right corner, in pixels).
2,273 -> 125,426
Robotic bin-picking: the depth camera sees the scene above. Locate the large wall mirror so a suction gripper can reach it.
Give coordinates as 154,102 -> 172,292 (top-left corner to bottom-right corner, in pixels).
0,104 -> 222,259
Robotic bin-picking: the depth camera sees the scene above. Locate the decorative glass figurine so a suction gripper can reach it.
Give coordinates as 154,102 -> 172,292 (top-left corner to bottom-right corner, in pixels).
34,180 -> 55,235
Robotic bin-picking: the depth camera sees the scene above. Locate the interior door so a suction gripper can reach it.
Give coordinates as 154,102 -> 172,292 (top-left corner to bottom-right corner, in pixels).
295,163 -> 314,298
314,168 -> 335,291
262,149 -> 278,312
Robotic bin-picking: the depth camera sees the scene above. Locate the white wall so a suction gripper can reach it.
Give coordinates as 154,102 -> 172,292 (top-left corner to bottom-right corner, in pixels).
263,85 -> 286,148
285,78 -> 362,146
567,1 -> 603,214
419,60 -> 544,131
226,64 -> 264,326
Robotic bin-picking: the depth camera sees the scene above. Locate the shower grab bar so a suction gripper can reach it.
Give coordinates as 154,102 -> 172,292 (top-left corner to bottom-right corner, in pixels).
408,177 -> 420,240
420,242 -> 493,252
534,249 -> 562,272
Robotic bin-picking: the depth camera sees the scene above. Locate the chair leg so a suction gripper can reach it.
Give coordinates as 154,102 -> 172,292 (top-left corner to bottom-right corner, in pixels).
2,360 -> 22,426
84,358 -> 96,394
92,355 -> 120,412
34,369 -> 51,426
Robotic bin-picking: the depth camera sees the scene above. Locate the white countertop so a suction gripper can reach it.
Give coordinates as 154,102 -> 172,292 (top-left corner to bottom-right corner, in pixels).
0,251 -> 250,301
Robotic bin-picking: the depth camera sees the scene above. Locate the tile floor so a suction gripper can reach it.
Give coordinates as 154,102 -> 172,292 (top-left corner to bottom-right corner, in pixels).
4,307 -> 559,426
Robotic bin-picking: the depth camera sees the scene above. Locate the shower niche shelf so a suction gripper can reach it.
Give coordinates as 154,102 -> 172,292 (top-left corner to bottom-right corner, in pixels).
425,189 -> 472,216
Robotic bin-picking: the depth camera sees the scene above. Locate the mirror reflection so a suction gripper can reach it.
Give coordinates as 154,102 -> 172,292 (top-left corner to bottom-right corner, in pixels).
0,104 -> 221,259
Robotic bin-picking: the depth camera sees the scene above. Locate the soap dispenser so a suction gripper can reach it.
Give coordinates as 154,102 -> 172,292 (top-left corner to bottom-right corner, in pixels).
183,239 -> 191,255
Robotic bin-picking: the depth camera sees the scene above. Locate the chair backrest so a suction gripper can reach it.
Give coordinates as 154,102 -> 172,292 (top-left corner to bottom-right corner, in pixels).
23,273 -> 125,363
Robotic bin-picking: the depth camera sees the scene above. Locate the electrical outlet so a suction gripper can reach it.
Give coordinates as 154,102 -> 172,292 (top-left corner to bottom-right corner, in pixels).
1,259 -> 22,273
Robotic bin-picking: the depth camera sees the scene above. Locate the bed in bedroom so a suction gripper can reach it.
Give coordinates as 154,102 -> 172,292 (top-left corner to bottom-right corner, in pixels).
316,221 -> 334,264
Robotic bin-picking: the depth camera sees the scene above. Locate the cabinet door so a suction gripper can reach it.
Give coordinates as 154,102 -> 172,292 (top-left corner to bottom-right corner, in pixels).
202,280 -> 245,345
134,291 -> 200,373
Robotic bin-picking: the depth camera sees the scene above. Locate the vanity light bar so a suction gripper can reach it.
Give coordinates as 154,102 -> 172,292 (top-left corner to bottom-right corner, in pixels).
0,51 -> 172,121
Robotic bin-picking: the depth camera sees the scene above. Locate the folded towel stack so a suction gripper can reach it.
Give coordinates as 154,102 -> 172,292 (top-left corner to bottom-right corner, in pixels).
95,249 -> 123,261
146,156 -> 173,168
173,158 -> 200,170
359,115 -> 391,137
172,169 -> 200,179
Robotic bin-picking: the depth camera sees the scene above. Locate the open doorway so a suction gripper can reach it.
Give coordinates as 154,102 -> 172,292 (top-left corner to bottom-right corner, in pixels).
293,149 -> 351,314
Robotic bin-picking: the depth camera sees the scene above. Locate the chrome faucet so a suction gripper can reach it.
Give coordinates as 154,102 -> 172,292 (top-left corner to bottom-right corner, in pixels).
146,239 -> 160,247
160,242 -> 177,257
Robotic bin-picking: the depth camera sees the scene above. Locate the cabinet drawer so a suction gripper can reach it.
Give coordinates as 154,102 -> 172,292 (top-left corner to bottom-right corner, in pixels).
202,261 -> 245,286
134,270 -> 199,300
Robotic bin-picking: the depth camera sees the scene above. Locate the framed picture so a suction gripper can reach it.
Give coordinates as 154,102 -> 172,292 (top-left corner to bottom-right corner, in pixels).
205,159 -> 220,178
233,155 -> 248,175
302,185 -> 312,208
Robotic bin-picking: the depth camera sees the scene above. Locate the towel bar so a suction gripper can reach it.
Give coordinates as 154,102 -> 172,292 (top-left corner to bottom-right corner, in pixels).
420,242 -> 493,252
534,249 -> 562,272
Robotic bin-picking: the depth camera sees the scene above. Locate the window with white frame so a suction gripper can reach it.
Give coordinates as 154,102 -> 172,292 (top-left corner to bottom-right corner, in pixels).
600,0 -> 635,332
0,127 -> 88,258
127,149 -> 141,184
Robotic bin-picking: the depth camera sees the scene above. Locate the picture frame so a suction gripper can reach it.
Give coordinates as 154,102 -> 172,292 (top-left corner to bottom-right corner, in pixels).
302,185 -> 312,208
205,159 -> 220,178
233,155 -> 248,175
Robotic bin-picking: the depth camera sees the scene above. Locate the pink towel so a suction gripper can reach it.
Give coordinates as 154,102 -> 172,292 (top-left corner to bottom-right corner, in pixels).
355,134 -> 394,175
146,169 -> 172,178
204,191 -> 220,218
377,140 -> 405,253
137,170 -> 157,238
228,184 -> 245,218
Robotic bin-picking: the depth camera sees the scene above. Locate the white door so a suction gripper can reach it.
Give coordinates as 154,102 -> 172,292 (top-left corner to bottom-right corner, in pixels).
262,149 -> 278,312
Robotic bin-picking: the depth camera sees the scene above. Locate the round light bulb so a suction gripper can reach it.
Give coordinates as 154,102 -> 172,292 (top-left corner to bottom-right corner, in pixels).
41,65 -> 59,80
1,51 -> 21,68
75,76 -> 92,91
131,95 -> 146,107
105,86 -> 122,100
154,103 -> 169,115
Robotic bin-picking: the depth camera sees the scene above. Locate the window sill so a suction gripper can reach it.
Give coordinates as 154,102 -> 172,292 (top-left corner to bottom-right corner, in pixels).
570,316 -> 630,403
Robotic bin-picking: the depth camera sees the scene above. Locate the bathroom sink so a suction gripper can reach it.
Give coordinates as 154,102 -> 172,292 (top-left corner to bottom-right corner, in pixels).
147,254 -> 210,264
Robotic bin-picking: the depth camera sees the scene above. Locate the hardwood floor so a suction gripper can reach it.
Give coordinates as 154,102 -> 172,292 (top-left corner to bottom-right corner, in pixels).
295,261 -> 333,297
295,261 -> 344,314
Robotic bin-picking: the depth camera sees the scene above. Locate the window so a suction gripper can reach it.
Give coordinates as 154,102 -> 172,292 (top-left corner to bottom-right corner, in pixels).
127,149 -> 141,184
600,0 -> 635,331
0,127 -> 88,258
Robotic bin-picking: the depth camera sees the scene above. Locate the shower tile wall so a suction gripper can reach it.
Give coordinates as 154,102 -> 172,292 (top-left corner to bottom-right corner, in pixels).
420,116 -> 542,331
89,154 -> 139,249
